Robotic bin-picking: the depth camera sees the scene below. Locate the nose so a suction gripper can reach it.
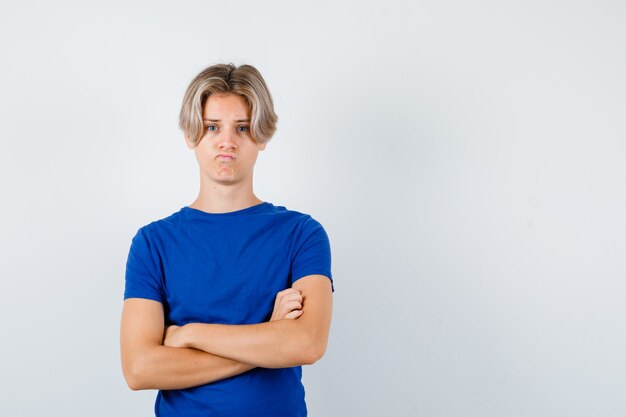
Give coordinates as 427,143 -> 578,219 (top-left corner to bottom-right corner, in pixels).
218,128 -> 238,150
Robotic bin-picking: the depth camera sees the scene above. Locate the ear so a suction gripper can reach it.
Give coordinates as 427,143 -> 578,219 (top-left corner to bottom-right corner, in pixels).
258,142 -> 267,151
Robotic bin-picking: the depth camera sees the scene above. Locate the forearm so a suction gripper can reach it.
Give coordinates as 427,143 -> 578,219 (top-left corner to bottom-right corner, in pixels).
129,345 -> 256,390
182,320 -> 316,368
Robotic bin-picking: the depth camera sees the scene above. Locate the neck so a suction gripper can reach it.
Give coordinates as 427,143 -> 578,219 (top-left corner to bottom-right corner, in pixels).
189,177 -> 262,214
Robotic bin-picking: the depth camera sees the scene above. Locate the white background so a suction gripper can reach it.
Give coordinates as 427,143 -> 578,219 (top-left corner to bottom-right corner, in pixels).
1,1 -> 625,416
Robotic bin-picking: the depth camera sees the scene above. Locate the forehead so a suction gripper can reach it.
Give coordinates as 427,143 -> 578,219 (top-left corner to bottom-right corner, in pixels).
202,93 -> 250,119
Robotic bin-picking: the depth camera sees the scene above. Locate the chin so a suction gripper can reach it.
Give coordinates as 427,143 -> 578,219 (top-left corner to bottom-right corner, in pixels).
214,176 -> 241,184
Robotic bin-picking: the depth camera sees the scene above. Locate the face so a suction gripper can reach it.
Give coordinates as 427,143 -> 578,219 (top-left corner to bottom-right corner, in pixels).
186,93 -> 266,187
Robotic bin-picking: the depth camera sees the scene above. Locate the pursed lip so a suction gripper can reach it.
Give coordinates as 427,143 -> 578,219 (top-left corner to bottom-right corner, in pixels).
217,153 -> 236,160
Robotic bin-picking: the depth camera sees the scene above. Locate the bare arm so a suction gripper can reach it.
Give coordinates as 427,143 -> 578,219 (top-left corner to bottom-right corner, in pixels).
120,287 -> 305,391
120,298 -> 255,390
164,275 -> 333,368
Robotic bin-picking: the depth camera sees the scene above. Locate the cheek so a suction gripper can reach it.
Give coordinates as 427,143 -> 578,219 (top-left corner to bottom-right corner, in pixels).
243,152 -> 259,165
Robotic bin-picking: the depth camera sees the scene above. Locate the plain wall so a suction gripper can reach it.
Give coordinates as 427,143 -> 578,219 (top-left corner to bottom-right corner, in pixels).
1,0 -> 624,416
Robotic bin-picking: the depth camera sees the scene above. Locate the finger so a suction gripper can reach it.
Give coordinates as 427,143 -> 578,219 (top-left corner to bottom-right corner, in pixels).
278,299 -> 302,313
278,306 -> 302,319
284,309 -> 304,319
278,288 -> 302,297
277,304 -> 301,318
284,300 -> 302,310
274,290 -> 289,303
281,292 -> 303,303
274,293 -> 300,308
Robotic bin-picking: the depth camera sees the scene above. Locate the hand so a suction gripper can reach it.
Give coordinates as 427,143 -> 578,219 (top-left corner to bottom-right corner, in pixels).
163,324 -> 188,348
270,288 -> 303,321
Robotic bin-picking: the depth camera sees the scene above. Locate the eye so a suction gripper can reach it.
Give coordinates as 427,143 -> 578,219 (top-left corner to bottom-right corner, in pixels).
237,125 -> 249,133
206,124 -> 218,132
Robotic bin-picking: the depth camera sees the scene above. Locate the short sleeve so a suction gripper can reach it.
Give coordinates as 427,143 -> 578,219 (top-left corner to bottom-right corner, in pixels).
123,226 -> 165,303
291,216 -> 334,293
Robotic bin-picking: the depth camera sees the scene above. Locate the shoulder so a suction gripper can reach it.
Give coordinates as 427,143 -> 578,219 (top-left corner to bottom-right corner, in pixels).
130,207 -> 186,244
270,205 -> 331,243
269,202 -> 326,227
268,204 -> 331,247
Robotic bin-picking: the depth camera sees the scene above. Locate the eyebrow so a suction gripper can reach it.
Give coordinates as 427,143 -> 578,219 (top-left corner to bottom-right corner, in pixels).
203,118 -> 250,122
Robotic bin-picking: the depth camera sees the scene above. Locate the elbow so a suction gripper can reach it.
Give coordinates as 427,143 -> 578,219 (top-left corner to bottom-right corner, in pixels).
122,358 -> 148,391
125,375 -> 144,392
301,350 -> 320,366
126,379 -> 142,392
300,336 -> 328,365
286,321 -> 329,366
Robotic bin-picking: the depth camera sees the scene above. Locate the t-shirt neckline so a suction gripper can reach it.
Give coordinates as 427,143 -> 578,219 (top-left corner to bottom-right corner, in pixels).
181,201 -> 272,221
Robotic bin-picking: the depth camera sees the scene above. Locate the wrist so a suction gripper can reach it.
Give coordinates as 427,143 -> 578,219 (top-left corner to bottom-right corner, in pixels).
182,323 -> 196,348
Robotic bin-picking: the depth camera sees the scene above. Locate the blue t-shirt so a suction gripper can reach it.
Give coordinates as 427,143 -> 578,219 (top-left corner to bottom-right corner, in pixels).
123,201 -> 334,417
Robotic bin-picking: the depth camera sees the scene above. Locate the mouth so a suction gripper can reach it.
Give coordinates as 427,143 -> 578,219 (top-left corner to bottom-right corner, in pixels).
217,154 -> 235,160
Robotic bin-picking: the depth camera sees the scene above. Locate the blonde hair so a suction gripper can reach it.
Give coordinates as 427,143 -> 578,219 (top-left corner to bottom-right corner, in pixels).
179,63 -> 278,147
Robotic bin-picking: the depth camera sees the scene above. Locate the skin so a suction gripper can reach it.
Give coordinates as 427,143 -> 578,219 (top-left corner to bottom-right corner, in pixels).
120,288 -> 304,390
161,275 -> 332,369
185,92 -> 267,214
120,92 -> 333,390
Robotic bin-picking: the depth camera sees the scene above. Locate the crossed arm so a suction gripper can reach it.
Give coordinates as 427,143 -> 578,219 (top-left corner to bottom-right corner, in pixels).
120,274 -> 333,391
